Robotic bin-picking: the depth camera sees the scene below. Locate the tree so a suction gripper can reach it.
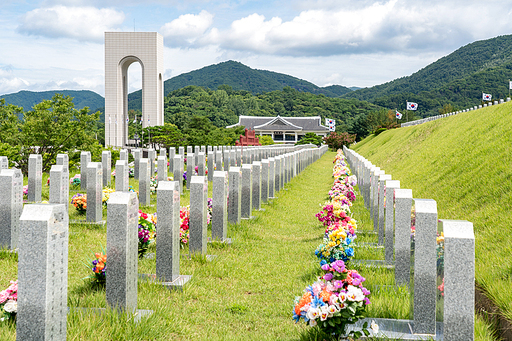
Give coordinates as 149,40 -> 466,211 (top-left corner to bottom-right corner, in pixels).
295,132 -> 323,146
323,132 -> 356,151
149,123 -> 187,149
3,94 -> 101,174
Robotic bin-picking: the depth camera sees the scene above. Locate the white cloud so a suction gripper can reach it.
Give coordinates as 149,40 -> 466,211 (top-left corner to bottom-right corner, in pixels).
17,6 -> 125,42
160,10 -> 214,46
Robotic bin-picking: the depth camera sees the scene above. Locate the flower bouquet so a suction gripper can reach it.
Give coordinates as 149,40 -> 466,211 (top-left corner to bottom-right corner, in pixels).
71,193 -> 87,214
138,210 -> 157,258
315,201 -> 352,227
0,280 -> 17,322
102,187 -> 115,206
85,252 -> 107,284
315,227 -> 356,265
179,206 -> 190,246
70,174 -> 81,188
293,260 -> 372,339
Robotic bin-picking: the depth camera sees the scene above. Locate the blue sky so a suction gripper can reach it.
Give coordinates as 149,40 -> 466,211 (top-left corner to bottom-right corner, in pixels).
1,0 -> 512,96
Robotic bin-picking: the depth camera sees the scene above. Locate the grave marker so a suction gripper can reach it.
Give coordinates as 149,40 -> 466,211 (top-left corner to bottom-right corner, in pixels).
228,167 -> 242,224
86,162 -> 103,223
115,160 -> 129,192
212,171 -> 228,241
189,176 -> 208,254
0,168 -> 23,249
28,154 -> 42,202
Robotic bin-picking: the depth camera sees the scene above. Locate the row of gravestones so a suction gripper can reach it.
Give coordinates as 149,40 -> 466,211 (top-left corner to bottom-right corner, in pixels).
343,146 -> 474,341
0,144 -> 328,340
402,97 -> 511,127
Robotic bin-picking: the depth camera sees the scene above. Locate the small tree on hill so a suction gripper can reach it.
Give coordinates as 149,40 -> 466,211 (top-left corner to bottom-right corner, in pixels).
323,132 -> 356,151
295,132 -> 323,146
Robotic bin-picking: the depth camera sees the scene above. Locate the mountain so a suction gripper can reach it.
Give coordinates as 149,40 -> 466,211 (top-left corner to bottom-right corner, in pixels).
0,89 -> 105,112
343,34 -> 512,116
127,61 -> 353,110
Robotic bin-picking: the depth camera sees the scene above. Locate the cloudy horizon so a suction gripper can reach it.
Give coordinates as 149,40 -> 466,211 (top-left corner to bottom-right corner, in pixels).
1,0 -> 511,96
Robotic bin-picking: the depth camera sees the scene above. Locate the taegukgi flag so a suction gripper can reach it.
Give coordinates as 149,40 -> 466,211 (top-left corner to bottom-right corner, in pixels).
509,81 -> 512,90
396,110 -> 403,119
406,102 -> 418,110
482,93 -> 492,101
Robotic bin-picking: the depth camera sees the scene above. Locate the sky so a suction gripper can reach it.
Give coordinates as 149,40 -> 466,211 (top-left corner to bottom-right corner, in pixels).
1,0 -> 512,97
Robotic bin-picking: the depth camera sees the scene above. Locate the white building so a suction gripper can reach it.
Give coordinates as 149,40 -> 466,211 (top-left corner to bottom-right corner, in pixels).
226,115 -> 330,144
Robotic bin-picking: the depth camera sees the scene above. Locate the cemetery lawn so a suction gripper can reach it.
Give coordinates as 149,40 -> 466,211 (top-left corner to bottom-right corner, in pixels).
352,103 -> 512,340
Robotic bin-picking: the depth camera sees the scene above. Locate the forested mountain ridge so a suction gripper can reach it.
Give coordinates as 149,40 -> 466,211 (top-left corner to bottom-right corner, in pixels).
0,90 -> 104,113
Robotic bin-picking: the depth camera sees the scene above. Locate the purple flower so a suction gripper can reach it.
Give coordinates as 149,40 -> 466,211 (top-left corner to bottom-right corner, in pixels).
323,273 -> 333,281
321,264 -> 330,271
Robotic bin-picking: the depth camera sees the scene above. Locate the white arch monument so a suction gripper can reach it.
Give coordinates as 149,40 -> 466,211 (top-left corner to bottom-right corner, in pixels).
104,32 -> 164,147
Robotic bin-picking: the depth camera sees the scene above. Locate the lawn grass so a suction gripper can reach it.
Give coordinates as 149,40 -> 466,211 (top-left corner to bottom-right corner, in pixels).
352,103 -> 512,338
0,152 -> 339,340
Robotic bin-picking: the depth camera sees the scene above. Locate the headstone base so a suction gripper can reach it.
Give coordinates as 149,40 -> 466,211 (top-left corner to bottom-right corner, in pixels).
138,274 -> 192,291
207,237 -> 233,245
346,318 -> 442,340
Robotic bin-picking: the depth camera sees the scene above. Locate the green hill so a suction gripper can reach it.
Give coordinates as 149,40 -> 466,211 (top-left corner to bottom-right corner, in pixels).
344,34 -> 512,116
0,90 -> 105,112
352,101 -> 512,325
127,61 -> 353,110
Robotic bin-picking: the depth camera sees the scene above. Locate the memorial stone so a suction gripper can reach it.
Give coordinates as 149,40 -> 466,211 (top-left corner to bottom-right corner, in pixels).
168,147 -> 176,174
241,164 -> 253,219
173,156 -> 183,195
120,149 -> 128,161
197,152 -> 205,176
268,158 -> 276,198
106,191 -> 138,312
49,165 -> 66,208
189,176 -> 208,254
28,154 -> 42,202
17,204 -> 68,340
139,159 -> 151,206
157,156 -> 167,182
212,171 -> 228,241
80,151 -> 91,190
378,174 -> 392,245
0,168 -> 23,249
56,154 -> 69,213
252,161 -> 261,210
223,150 -> 230,171
115,160 -> 129,192
186,151 -> 195,190
86,162 -> 103,223
207,151 -> 214,182
0,156 -> 8,170
394,188 -> 413,287
148,148 -> 156,176
260,159 -> 269,202
133,149 -> 141,180
101,150 -> 112,187
228,167 -> 242,224
216,150 -> 223,172
385,180 -> 400,264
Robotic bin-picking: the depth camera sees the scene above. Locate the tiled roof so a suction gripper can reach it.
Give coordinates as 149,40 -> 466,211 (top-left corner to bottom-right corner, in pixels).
227,115 -> 329,132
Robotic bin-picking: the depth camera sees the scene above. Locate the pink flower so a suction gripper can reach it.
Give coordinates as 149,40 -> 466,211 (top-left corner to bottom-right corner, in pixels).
0,290 -> 9,304
323,273 -> 333,281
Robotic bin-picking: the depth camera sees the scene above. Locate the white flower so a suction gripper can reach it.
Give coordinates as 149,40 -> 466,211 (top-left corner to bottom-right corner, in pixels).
327,305 -> 338,316
306,307 -> 320,320
371,320 -> 379,334
346,285 -> 364,302
309,318 -> 317,327
3,299 -> 17,313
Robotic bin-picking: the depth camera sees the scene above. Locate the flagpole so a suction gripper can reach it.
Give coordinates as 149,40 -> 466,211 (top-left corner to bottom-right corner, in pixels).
509,80 -> 510,98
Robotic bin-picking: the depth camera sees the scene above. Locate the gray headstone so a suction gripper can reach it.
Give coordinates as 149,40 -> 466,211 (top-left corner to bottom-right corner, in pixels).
119,149 -> 128,161
252,161 -> 261,210
260,159 -> 269,202
106,191 -> 138,312
197,152 -> 205,176
236,148 -> 242,166
189,176 -> 208,254
372,168 -> 383,231
385,180 -> 400,264
157,156 -> 167,182
49,165 -> 66,209
159,148 -> 166,157
101,150 -> 112,187
0,168 -> 23,249
212,171 -> 228,241
168,147 -> 176,174
139,158 -> 151,206
86,162 -> 103,223
179,146 -> 185,158
378,174 -> 392,245
186,150 -> 195,190
156,181 -> 181,281
28,154 -> 42,202
173,155 -> 183,195
56,154 -> 70,213
17,204 -> 68,341
442,220 -> 475,341
268,158 -> 275,198
207,151 -> 214,182
394,188 -> 413,287
148,148 -> 156,176
412,199 -> 438,335
223,150 -> 230,171
230,150 -> 236,167
80,151 -> 91,190
275,156 -> 281,192
115,160 -> 129,192
216,150 -> 223,172
133,149 -> 141,180
228,167 -> 242,224
241,164 -> 253,219
0,156 -> 8,170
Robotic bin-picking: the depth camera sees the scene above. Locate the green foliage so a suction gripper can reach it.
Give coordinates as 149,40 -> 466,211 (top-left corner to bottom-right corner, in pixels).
295,132 -> 323,146
323,132 -> 356,150
0,94 -> 101,174
344,34 -> 512,117
257,135 -> 274,145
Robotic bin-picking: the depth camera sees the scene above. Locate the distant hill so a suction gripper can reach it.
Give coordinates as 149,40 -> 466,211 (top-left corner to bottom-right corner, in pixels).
0,90 -> 105,113
343,34 -> 512,116
127,61 -> 353,110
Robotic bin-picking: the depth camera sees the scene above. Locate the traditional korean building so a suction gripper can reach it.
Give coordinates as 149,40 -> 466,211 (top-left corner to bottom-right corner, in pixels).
226,115 -> 330,144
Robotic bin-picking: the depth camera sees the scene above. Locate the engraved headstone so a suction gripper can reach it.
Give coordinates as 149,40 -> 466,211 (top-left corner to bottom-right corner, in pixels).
0,168 -> 23,249
17,204 -> 68,341
378,174 -> 392,245
0,156 -> 8,170
28,154 -> 42,202
189,176 -> 208,254
216,150 -> 223,172
157,156 -> 167,182
173,155 -> 183,195
207,151 -> 214,182
168,147 -> 176,174
186,150 -> 195,190
197,152 -> 205,176
133,149 -> 141,180
139,158 -> 151,206
228,167 -> 242,224
56,154 -> 70,213
101,150 -> 112,187
268,158 -> 276,198
106,191 -> 138,312
148,148 -> 156,176
115,160 -> 129,192
260,159 -> 269,202
394,188 -> 413,287
212,171 -> 228,241
385,180 -> 400,264
86,162 -> 103,223
120,149 -> 128,161
80,151 -> 91,190
252,161 -> 262,210
241,164 -> 253,219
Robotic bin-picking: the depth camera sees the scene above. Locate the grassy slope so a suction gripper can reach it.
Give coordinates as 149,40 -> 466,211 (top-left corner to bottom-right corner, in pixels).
352,102 -> 512,321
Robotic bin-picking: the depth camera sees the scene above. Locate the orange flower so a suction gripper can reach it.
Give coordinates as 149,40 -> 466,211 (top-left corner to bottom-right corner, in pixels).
294,292 -> 312,315
320,289 -> 331,302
